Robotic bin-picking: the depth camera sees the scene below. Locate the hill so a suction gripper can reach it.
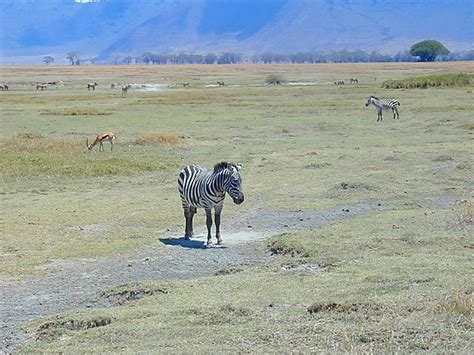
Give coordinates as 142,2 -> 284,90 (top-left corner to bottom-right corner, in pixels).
0,0 -> 472,64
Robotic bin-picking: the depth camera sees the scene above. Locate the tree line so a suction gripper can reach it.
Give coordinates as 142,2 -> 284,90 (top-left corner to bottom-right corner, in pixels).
49,41 -> 473,66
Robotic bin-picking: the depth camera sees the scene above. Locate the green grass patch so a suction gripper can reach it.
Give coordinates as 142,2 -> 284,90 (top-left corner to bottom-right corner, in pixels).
382,72 -> 474,89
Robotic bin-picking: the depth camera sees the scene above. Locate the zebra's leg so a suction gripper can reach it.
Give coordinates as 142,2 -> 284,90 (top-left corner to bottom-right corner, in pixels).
205,208 -> 213,245
214,204 -> 224,245
189,206 -> 197,237
395,107 -> 399,119
183,205 -> 193,239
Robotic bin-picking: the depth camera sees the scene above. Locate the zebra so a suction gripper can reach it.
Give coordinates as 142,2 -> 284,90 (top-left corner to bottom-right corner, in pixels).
365,96 -> 400,121
217,81 -> 225,86
178,162 -> 245,245
36,84 -> 47,90
87,82 -> 98,90
0,84 -> 8,91
121,84 -> 131,96
350,78 -> 358,84
182,82 -> 190,87
334,80 -> 345,85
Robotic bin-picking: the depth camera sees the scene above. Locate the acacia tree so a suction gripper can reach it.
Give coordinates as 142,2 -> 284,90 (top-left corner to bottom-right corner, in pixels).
66,52 -> 80,65
43,56 -> 54,65
410,40 -> 449,62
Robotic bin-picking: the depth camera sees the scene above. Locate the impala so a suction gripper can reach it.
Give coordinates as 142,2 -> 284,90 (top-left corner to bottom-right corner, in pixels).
86,132 -> 116,151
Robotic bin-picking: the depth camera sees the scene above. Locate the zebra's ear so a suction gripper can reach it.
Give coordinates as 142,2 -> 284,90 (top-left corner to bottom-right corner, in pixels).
235,163 -> 242,171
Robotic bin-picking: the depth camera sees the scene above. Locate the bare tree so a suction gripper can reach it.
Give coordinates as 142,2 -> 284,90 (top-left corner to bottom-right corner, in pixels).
66,52 -> 80,66
43,56 -> 55,65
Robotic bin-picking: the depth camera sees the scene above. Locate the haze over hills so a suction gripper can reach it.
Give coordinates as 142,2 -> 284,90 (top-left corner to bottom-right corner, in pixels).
0,0 -> 472,64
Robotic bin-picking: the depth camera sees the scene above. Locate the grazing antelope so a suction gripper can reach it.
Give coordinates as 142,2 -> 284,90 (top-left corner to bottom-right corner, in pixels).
350,78 -> 359,84
0,84 -> 8,91
36,84 -> 47,90
217,81 -> 225,86
87,82 -> 98,90
86,132 -> 116,151
121,84 -> 131,96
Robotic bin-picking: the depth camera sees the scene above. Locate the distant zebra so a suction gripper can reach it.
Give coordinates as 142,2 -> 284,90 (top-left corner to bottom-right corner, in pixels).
350,78 -> 358,84
217,81 -> 225,86
0,84 -> 8,91
334,80 -> 345,85
36,84 -> 47,90
182,82 -> 190,87
111,83 -> 116,89
178,162 -> 245,245
365,96 -> 400,121
87,82 -> 98,90
121,84 -> 131,96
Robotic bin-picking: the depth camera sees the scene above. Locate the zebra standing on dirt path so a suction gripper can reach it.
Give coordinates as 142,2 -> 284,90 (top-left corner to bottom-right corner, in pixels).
178,162 -> 245,245
365,96 -> 400,121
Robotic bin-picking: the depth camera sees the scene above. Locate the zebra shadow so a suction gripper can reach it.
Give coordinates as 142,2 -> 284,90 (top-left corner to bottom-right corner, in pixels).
159,237 -> 208,249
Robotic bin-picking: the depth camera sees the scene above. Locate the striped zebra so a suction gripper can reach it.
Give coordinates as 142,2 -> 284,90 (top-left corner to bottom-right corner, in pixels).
365,96 -> 400,121
178,162 -> 245,245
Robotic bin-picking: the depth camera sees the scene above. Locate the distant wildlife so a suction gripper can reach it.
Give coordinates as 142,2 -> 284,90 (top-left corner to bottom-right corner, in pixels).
334,80 -> 345,85
178,162 -> 245,245
121,84 -> 132,96
0,84 -> 8,91
350,78 -> 359,84
365,96 -> 400,121
182,82 -> 190,87
217,81 -> 225,86
36,84 -> 47,90
87,82 -> 99,90
86,132 -> 116,151
111,83 -> 115,89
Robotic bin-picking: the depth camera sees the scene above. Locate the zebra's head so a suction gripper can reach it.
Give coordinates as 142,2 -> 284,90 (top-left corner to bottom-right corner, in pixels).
215,162 -> 244,204
365,96 -> 378,107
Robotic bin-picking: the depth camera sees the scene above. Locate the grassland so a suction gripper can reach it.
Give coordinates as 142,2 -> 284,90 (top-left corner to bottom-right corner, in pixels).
0,62 -> 473,352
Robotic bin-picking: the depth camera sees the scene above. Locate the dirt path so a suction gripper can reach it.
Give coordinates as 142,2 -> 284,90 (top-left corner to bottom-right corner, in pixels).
1,202 -> 381,352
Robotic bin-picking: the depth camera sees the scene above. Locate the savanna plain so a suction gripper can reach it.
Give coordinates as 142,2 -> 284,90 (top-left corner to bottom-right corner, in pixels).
0,62 -> 473,352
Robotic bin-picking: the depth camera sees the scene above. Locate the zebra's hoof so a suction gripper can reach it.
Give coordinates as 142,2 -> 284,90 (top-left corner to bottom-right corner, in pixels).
217,239 -> 223,245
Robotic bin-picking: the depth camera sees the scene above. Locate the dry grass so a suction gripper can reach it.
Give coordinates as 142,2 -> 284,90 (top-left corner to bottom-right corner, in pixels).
437,291 -> 473,317
457,201 -> 473,227
40,108 -> 113,116
132,132 -> 184,145
382,72 -> 473,89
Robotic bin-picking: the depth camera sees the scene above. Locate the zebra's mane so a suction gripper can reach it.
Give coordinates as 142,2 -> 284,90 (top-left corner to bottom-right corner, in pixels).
370,95 -> 379,100
213,161 -> 236,173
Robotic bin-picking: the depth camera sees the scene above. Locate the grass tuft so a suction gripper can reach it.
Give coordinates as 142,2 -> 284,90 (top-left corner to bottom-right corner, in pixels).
132,132 -> 184,145
437,291 -> 473,317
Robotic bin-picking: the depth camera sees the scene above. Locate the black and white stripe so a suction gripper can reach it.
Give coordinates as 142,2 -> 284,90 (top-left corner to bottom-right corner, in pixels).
178,162 -> 244,245
365,96 -> 400,121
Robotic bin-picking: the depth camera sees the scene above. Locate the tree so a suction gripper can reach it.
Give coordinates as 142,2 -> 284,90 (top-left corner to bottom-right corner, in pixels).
66,52 -> 80,65
410,40 -> 449,62
43,56 -> 54,65
123,56 -> 133,65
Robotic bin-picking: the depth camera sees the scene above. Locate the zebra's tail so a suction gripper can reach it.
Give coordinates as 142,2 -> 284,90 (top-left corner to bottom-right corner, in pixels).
397,101 -> 400,106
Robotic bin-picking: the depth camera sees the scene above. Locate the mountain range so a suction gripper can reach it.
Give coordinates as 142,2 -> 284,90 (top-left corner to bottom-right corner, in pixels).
0,0 -> 472,64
